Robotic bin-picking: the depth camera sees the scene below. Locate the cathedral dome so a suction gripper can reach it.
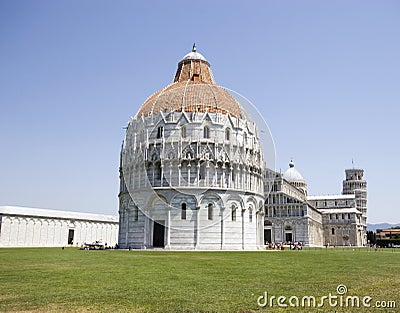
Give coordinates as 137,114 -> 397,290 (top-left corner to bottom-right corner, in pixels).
283,160 -> 305,183
283,160 -> 308,196
135,46 -> 244,119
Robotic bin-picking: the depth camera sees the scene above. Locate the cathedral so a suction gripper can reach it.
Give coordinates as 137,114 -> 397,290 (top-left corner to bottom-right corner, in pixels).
118,47 -> 367,249
264,163 -> 367,247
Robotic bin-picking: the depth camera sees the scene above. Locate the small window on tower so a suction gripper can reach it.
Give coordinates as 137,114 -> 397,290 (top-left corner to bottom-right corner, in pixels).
192,74 -> 200,82
332,228 -> 335,235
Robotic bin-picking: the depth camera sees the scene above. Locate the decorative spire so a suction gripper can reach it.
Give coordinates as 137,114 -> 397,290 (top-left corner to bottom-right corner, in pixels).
289,160 -> 294,168
192,43 -> 196,52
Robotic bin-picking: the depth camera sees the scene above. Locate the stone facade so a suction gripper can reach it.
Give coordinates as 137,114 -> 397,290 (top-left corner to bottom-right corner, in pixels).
0,206 -> 119,247
308,195 -> 363,246
342,169 -> 367,238
119,110 -> 265,250
264,168 -> 324,246
265,163 -> 367,247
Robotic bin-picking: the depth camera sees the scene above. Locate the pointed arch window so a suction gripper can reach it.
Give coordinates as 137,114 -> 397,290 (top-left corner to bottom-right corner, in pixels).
155,162 -> 162,181
203,126 -> 210,139
249,209 -> 253,223
181,125 -> 187,138
157,126 -> 164,139
199,162 -> 206,180
225,128 -> 231,141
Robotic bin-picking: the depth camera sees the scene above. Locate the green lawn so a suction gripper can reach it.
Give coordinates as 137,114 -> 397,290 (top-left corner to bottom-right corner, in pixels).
0,248 -> 398,313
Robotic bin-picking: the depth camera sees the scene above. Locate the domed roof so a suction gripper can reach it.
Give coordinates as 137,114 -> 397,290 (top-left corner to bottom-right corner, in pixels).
182,44 -> 207,61
283,160 -> 305,182
136,82 -> 244,118
135,46 -> 244,119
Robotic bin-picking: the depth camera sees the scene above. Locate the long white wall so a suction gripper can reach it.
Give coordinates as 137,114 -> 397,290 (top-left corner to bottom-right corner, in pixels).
0,211 -> 118,248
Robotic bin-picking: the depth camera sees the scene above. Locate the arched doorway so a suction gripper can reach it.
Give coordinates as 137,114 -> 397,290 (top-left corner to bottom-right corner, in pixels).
153,220 -> 165,247
284,225 -> 293,243
264,220 -> 273,244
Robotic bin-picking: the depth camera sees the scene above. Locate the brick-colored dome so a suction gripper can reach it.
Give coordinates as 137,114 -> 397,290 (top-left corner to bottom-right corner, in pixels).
136,81 -> 244,118
135,47 -> 244,118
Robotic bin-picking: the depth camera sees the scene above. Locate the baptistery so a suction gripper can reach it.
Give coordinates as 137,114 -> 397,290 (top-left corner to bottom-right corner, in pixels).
118,46 -> 265,249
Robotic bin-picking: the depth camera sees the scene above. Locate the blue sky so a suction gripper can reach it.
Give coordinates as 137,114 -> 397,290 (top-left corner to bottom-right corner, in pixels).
0,1 -> 399,223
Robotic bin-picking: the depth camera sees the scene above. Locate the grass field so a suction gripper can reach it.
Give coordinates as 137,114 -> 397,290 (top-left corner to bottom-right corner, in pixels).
0,248 -> 399,313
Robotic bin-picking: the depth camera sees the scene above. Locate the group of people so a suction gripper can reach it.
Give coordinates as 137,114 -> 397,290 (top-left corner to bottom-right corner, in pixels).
265,241 -> 304,250
80,241 -> 119,250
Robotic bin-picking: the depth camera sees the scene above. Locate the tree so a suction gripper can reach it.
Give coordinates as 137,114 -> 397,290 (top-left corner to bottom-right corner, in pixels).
367,231 -> 376,244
